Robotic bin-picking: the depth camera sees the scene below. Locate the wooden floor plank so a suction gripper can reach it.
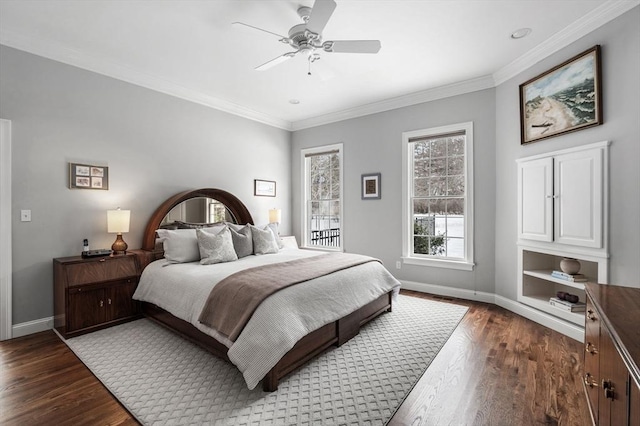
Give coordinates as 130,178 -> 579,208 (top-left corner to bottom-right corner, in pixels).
0,291 -> 590,425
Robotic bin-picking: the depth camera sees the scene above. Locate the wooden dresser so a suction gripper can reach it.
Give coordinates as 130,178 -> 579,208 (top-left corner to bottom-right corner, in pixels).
54,253 -> 142,338
583,282 -> 640,426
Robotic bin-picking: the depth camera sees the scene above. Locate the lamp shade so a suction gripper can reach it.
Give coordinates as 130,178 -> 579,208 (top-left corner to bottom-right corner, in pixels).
107,208 -> 130,234
269,208 -> 282,224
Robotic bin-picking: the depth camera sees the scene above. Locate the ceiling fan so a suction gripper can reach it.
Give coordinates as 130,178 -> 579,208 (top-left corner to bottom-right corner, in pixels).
233,0 -> 381,71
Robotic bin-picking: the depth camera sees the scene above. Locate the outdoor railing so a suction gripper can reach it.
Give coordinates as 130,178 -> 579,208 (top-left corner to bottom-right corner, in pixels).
310,228 -> 340,247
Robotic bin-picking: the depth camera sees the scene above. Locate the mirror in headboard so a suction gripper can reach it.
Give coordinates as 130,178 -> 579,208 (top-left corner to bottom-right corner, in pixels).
141,188 -> 254,251
161,197 -> 234,226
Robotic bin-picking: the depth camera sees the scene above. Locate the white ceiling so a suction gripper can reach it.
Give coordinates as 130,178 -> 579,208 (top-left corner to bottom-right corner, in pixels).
1,1 -> 637,130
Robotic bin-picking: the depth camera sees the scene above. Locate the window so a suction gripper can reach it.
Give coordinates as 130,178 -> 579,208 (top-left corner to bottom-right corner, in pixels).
301,143 -> 343,250
402,122 -> 474,270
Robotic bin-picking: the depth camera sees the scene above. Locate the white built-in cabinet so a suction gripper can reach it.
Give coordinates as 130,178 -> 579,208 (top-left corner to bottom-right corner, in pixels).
516,141 -> 609,340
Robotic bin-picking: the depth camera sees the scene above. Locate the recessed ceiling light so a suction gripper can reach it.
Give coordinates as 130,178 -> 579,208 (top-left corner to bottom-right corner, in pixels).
511,28 -> 532,39
289,99 -> 300,105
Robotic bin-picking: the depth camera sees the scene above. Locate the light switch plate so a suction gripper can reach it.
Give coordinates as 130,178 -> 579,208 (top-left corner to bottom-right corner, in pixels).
21,209 -> 31,222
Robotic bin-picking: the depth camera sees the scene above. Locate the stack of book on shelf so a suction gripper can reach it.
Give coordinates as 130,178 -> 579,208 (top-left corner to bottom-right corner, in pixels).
549,297 -> 586,312
550,270 -> 588,282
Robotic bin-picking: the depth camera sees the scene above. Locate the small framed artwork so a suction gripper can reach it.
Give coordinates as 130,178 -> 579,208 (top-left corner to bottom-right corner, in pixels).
254,179 -> 276,197
520,45 -> 602,145
361,173 -> 381,200
69,163 -> 109,190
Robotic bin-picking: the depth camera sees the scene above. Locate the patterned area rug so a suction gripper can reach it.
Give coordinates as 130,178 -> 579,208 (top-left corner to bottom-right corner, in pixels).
64,295 -> 468,425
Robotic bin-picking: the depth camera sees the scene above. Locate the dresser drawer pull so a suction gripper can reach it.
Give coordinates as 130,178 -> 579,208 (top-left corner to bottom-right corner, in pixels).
602,380 -> 614,399
99,300 -> 104,307
585,342 -> 598,355
108,298 -> 112,305
100,258 -> 106,262
583,373 -> 598,388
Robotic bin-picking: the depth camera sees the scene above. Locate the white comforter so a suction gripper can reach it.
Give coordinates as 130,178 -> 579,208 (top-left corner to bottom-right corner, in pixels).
133,246 -> 401,389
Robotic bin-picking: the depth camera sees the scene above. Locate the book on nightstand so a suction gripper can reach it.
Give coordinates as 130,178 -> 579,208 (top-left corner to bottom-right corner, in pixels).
549,297 -> 586,312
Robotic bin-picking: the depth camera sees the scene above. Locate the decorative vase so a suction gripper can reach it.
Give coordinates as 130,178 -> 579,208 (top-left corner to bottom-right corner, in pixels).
560,258 -> 581,275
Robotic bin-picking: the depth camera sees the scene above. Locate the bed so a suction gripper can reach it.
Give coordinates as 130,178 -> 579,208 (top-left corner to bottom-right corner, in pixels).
133,188 -> 400,391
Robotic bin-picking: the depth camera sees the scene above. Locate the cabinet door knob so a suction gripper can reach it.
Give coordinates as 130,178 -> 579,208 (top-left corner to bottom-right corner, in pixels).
99,300 -> 104,307
108,298 -> 112,305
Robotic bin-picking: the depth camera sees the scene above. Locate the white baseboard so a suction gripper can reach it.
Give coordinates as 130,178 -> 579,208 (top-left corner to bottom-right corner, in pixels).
12,316 -> 54,338
400,280 -> 496,304
400,280 -> 584,342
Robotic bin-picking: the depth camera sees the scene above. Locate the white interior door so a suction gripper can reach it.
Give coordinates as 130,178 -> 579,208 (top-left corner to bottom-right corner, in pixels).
0,119 -> 12,341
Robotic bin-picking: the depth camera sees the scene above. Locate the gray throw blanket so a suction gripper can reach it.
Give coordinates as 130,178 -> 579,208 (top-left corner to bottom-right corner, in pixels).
198,252 -> 381,341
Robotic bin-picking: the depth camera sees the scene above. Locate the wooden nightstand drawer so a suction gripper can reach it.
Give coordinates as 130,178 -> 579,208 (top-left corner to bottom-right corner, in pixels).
64,255 -> 137,286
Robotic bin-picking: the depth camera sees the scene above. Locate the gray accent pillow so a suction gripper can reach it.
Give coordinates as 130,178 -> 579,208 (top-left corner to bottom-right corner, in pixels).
229,225 -> 253,258
250,225 -> 279,255
156,229 -> 200,263
196,227 -> 238,265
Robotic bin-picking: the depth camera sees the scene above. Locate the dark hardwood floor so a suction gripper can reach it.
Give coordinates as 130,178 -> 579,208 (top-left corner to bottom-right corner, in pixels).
0,291 -> 591,426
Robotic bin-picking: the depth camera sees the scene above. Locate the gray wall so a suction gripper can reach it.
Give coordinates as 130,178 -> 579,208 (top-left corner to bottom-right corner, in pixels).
292,89 -> 497,294
2,5 -> 638,327
0,46 -> 292,325
494,6 -> 640,299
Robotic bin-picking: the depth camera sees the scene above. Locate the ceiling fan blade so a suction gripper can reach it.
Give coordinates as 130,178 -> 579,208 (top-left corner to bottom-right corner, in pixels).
255,52 -> 297,71
323,40 -> 381,54
232,22 -> 289,40
306,0 -> 337,35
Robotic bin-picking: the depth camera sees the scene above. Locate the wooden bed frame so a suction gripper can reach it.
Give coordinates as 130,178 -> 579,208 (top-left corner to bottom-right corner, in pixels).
136,188 -> 393,391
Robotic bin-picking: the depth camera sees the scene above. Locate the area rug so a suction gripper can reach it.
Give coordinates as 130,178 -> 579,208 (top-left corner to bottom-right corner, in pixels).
64,294 -> 468,425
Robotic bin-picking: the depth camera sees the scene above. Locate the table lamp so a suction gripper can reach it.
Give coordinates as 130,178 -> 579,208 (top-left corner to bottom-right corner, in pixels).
107,208 -> 130,254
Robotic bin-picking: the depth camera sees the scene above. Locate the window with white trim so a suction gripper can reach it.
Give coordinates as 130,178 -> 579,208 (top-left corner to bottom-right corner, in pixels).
402,122 -> 474,270
301,143 -> 343,251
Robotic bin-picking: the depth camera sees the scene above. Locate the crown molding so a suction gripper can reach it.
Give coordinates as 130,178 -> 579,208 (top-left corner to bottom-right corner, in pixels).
290,75 -> 495,131
1,0 -> 637,132
493,0 -> 640,85
0,30 -> 292,131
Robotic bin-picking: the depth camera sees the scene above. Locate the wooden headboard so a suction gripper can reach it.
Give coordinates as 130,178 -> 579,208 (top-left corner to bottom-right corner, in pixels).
141,188 -> 254,251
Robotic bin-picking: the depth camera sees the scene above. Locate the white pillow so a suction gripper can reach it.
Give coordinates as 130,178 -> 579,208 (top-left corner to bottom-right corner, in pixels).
196,227 -> 238,265
265,222 -> 284,249
156,229 -> 199,263
250,225 -> 279,255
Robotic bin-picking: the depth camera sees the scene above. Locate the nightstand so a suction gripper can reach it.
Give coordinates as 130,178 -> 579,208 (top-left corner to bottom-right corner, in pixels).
53,252 -> 142,338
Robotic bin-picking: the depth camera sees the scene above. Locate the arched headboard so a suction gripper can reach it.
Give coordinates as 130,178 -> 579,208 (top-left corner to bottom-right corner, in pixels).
141,188 -> 254,251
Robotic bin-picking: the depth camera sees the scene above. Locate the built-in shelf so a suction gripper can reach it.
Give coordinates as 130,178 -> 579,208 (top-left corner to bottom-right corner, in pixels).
518,245 -> 608,336
522,269 -> 587,290
519,294 -> 585,326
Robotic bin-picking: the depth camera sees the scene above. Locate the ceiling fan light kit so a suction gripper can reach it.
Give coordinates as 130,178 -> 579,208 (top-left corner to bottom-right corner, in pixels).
234,0 -> 381,72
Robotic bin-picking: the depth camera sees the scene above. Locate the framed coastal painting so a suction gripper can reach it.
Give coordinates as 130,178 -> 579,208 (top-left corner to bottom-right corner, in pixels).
520,45 -> 602,144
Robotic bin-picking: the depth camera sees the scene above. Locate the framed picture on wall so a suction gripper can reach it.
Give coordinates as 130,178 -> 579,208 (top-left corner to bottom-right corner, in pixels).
254,179 -> 276,197
69,163 -> 109,190
519,45 -> 602,145
361,173 -> 381,200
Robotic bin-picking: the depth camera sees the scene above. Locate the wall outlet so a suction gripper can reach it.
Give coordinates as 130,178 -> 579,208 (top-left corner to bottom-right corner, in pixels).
20,209 -> 31,222
395,260 -> 401,269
